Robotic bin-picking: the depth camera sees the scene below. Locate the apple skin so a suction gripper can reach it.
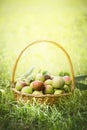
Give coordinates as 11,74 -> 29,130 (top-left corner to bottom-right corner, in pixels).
21,86 -> 33,94
15,81 -> 27,91
24,79 -> 30,85
63,85 -> 71,92
32,90 -> 43,95
44,79 -> 53,85
31,80 -> 44,91
44,75 -> 52,80
54,90 -> 64,95
44,85 -> 54,94
52,77 -> 65,89
35,73 -> 45,82
63,76 -> 72,86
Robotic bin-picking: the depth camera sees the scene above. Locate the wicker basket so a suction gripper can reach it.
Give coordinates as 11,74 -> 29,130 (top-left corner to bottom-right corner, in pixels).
11,40 -> 75,104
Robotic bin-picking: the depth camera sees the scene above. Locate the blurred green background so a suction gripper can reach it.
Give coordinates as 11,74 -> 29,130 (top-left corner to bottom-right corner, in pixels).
0,0 -> 87,79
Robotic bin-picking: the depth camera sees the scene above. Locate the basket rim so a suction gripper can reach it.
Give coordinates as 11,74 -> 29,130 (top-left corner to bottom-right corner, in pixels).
12,88 -> 72,98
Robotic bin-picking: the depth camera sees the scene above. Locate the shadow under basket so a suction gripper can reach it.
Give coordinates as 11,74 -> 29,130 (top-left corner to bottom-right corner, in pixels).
11,40 -> 75,105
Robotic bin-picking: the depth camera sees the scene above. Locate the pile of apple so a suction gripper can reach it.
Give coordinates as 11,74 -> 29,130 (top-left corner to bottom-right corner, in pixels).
15,71 -> 72,95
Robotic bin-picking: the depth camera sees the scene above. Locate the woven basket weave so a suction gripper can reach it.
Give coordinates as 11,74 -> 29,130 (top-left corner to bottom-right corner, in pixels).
11,40 -> 75,104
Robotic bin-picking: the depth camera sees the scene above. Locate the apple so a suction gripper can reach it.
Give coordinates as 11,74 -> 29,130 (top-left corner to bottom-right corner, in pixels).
44,75 -> 52,80
54,90 -> 64,95
52,77 -> 65,89
21,86 -> 33,94
35,73 -> 45,82
63,85 -> 71,92
15,81 -> 27,91
31,80 -> 44,91
63,76 -> 72,86
24,79 -> 30,85
44,85 -> 54,94
32,90 -> 43,95
44,79 -> 53,85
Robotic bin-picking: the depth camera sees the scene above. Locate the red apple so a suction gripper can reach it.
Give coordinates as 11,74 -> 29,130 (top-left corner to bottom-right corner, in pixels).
15,81 -> 28,91
63,76 -> 72,86
31,80 -> 44,91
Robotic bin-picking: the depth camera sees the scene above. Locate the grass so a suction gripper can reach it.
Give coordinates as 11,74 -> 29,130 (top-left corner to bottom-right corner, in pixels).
0,0 -> 87,130
0,87 -> 87,130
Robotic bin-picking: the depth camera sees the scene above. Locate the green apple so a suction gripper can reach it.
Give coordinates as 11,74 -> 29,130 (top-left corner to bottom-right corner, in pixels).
44,79 -> 53,85
15,81 -> 27,91
44,85 -> 54,94
54,90 -> 64,95
24,78 -> 30,85
63,85 -> 71,92
35,73 -> 45,82
32,90 -> 43,95
32,80 -> 44,91
63,76 -> 72,86
21,86 -> 33,94
52,77 -> 65,89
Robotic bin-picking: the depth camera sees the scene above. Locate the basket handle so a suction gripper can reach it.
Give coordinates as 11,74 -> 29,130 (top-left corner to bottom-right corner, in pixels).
11,40 -> 75,91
